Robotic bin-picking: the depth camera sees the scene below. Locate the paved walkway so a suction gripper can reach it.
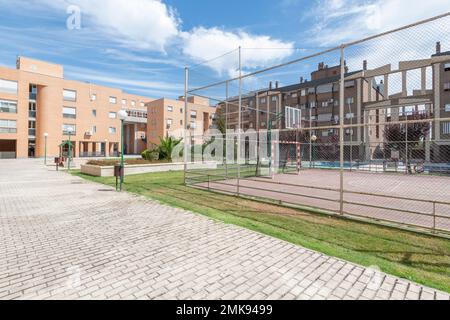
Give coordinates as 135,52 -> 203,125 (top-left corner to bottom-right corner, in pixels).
0,159 -> 448,300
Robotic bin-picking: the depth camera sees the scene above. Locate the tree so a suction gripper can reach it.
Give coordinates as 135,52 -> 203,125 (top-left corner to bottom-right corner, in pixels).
383,111 -> 431,160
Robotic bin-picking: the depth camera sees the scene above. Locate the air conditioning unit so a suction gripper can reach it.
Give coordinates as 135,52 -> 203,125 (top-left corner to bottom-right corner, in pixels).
140,133 -> 146,140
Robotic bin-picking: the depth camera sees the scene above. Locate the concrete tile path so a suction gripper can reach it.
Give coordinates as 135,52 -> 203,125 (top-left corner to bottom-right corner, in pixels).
0,159 -> 448,300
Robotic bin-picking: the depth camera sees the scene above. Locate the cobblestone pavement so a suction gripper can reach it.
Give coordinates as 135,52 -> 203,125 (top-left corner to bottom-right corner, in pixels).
0,159 -> 448,300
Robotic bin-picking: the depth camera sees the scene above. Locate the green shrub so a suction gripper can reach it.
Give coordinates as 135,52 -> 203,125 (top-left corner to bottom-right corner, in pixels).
141,149 -> 159,161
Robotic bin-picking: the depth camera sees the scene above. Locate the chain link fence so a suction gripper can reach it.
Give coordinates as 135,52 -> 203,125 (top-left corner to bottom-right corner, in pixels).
184,13 -> 450,235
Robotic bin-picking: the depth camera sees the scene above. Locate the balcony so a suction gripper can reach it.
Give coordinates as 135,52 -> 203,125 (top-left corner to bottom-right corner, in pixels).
28,110 -> 36,118
28,128 -> 36,136
29,93 -> 37,101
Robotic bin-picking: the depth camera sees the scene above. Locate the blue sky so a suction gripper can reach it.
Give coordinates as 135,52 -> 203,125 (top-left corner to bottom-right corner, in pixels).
0,0 -> 448,100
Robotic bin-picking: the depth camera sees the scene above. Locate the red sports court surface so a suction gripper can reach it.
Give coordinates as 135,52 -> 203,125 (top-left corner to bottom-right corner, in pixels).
194,169 -> 450,232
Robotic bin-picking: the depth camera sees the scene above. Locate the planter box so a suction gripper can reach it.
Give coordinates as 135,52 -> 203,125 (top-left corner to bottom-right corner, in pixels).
81,162 -> 217,177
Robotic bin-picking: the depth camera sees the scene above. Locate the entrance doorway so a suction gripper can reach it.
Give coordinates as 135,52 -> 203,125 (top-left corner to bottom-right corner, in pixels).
0,140 -> 16,159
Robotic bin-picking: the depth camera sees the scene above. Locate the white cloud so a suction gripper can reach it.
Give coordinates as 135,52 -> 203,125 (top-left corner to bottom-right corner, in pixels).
37,0 -> 180,51
308,0 -> 449,46
181,27 -> 294,77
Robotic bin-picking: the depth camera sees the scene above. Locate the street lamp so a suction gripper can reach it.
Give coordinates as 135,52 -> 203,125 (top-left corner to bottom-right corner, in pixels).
66,127 -> 74,172
43,133 -> 48,165
311,134 -> 317,168
104,139 -> 108,157
118,110 -> 128,191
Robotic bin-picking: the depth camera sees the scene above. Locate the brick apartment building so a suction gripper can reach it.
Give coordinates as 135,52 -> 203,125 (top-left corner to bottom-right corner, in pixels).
146,96 -> 216,147
0,56 -> 216,159
218,62 -> 383,160
217,42 -> 450,162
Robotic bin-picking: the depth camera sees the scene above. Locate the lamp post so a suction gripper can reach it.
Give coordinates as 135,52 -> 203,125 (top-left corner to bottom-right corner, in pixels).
118,110 -> 128,191
66,127 -> 74,172
104,139 -> 108,157
44,133 -> 48,165
311,134 -> 317,168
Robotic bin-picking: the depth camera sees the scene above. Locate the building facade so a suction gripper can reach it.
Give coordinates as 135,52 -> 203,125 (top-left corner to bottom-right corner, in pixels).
0,56 -> 153,159
146,96 -> 216,147
217,42 -> 450,163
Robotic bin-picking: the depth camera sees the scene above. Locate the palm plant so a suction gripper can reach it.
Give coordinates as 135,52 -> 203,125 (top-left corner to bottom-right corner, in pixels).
155,136 -> 182,161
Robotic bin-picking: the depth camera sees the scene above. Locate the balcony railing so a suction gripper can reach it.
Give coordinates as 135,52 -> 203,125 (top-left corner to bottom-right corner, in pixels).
29,93 -> 37,101
28,110 -> 36,118
79,152 -> 106,158
0,107 -> 17,113
0,128 -> 17,134
28,128 -> 36,136
0,152 -> 16,159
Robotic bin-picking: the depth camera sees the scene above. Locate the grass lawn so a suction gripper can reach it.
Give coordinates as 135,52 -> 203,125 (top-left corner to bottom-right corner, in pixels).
73,170 -> 450,293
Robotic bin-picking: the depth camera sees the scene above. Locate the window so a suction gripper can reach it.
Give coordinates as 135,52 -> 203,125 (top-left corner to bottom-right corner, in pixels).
308,88 -> 315,94
92,109 -> 97,117
444,82 -> 450,91
109,127 -> 117,134
131,100 -> 136,107
345,129 -> 354,135
445,104 -> 450,112
62,124 -> 76,135
321,130 -> 329,137
190,111 -> 197,118
91,94 -> 97,101
109,112 -> 117,119
301,89 -> 306,97
271,96 -> 277,102
109,96 -> 117,104
260,98 -> 266,104
190,121 -> 196,129
166,119 -> 173,127
321,101 -> 328,107
91,126 -> 97,134
0,79 -> 18,94
63,107 -> 76,119
0,119 -> 17,133
445,63 -> 450,71
167,106 -> 173,112
140,102 -> 145,107
63,89 -> 77,102
346,97 -> 354,104
291,93 -> 298,98
346,113 -> 355,119
180,120 -> 183,125
121,99 -> 127,105
180,108 -> 183,114
0,100 -> 17,113
443,122 -> 450,134
310,115 -> 317,121
309,101 -> 316,108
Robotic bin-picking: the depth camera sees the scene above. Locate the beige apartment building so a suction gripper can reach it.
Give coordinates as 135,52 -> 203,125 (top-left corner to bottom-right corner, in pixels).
146,96 -> 216,147
0,56 -> 153,159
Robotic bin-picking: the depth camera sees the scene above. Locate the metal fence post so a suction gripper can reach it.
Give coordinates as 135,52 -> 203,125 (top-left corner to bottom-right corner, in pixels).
237,46 -> 242,196
225,80 -> 229,179
433,202 -> 436,233
339,45 -> 346,216
183,66 -> 189,186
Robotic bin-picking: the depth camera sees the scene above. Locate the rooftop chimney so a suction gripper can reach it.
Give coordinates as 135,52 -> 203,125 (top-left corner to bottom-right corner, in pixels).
318,62 -> 324,70
300,77 -> 304,83
436,41 -> 441,54
269,81 -> 272,90
363,60 -> 368,71
275,81 -> 279,89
